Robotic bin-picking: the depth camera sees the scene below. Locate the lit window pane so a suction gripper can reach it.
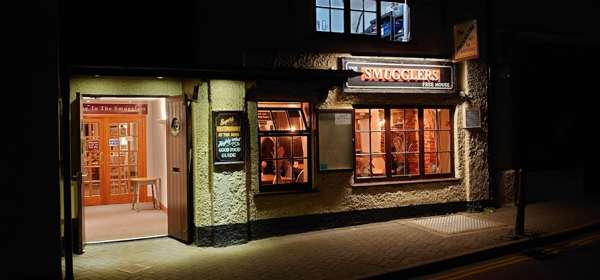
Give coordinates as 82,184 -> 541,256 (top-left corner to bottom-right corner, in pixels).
424,109 -> 438,130
276,159 -> 293,184
407,132 -> 419,152
260,160 -> 276,184
438,152 -> 451,173
371,155 -> 386,176
351,11 -> 364,34
407,153 -> 420,175
355,109 -> 369,131
260,137 -> 275,159
355,132 -> 371,154
316,7 -> 330,32
405,109 -> 418,130
381,2 -> 405,41
258,110 -> 274,131
424,153 -> 440,174
276,136 -> 292,158
391,153 -> 406,176
316,0 -> 330,7
371,131 -> 385,153
365,0 -> 377,11
351,0 -> 363,9
355,155 -> 371,178
425,131 -> 438,152
390,109 -> 404,130
439,131 -> 451,152
439,109 -> 451,130
370,109 -> 385,130
287,110 -> 306,131
364,12 -> 377,35
331,0 -> 344,8
331,9 -> 345,33
391,132 -> 404,153
302,102 -> 310,128
292,136 -> 307,158
272,111 -> 290,130
293,159 -> 307,183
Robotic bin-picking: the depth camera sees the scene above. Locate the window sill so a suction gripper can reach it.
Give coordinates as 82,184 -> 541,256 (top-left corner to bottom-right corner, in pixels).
350,177 -> 461,188
254,189 -> 319,197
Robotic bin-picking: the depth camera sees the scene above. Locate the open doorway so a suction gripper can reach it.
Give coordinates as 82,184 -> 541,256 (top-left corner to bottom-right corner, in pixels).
81,97 -> 169,243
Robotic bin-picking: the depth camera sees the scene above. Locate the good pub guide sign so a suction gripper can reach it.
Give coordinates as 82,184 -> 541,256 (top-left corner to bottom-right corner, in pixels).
213,111 -> 244,165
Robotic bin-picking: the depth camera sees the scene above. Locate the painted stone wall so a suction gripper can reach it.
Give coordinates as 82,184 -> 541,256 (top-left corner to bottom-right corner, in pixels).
462,60 -> 490,201
70,75 -> 182,102
188,80 -> 248,228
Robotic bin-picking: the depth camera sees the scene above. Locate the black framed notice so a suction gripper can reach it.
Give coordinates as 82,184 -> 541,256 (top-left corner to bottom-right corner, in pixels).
213,111 -> 244,165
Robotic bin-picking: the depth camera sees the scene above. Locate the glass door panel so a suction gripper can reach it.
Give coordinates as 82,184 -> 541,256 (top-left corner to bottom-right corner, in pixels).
82,114 -> 146,205
82,119 -> 102,205
105,117 -> 146,204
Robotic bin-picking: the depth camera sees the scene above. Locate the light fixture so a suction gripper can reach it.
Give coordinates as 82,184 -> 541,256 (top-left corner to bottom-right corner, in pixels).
156,76 -> 164,79
94,74 -> 100,78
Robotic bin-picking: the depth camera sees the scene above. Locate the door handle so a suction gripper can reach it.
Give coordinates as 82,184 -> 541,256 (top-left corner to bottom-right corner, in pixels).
172,167 -> 180,172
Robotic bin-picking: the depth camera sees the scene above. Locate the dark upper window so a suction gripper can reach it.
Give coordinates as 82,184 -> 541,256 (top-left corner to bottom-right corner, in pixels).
315,0 -> 411,42
353,107 -> 454,182
258,102 -> 311,192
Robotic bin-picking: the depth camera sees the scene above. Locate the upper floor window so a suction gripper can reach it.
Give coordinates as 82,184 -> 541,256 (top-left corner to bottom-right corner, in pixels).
315,0 -> 411,42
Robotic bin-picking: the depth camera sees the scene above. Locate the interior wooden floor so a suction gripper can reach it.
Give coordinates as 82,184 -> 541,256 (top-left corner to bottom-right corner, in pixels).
84,202 -> 167,243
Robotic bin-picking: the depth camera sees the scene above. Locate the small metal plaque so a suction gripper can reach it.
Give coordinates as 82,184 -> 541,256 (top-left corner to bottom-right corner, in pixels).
464,108 -> 481,129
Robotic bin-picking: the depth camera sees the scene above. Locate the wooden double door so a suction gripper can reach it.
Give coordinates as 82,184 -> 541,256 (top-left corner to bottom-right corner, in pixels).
81,115 -> 147,206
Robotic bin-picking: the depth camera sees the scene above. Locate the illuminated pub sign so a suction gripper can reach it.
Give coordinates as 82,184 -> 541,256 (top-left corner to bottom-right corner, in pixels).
213,111 -> 244,165
342,57 -> 455,93
83,103 -> 148,114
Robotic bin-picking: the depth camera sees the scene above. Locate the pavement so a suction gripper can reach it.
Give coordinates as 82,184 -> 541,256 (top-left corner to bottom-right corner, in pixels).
72,195 -> 600,280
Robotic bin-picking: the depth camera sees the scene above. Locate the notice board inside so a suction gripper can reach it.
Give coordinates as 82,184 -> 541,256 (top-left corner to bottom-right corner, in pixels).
318,111 -> 353,171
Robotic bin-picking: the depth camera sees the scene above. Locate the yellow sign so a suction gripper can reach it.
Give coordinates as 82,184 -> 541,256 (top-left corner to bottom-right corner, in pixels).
453,20 -> 479,62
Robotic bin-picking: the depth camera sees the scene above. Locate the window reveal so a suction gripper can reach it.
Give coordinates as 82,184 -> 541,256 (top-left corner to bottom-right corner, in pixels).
354,107 -> 453,181
258,102 -> 311,191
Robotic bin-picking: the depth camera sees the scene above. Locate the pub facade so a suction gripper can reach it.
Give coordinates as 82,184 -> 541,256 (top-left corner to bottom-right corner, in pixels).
65,0 -> 491,249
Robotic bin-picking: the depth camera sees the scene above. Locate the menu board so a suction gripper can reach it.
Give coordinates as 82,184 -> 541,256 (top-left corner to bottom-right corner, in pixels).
213,111 -> 244,165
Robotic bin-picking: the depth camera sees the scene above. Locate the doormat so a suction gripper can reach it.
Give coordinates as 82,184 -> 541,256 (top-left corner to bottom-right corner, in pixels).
404,214 -> 506,236
117,263 -> 151,274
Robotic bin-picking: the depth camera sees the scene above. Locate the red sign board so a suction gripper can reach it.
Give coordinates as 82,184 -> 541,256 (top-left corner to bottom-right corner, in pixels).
342,57 -> 454,93
83,103 -> 148,115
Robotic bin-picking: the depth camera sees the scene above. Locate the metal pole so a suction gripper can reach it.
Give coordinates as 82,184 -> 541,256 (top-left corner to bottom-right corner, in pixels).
514,168 -> 526,237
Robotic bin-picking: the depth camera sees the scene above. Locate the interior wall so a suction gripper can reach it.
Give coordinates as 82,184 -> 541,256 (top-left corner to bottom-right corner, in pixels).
146,98 -> 168,207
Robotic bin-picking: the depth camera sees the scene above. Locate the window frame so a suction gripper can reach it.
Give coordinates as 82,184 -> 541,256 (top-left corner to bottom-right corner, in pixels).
257,102 -> 313,192
352,105 -> 455,183
313,0 -> 412,42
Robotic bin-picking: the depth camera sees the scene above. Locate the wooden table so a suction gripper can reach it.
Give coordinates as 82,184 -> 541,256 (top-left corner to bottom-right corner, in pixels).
130,177 -> 161,211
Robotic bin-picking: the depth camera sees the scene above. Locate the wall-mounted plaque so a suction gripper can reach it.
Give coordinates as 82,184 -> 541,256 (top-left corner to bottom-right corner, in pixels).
342,57 -> 455,93
464,108 -> 481,129
213,111 -> 244,165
